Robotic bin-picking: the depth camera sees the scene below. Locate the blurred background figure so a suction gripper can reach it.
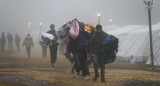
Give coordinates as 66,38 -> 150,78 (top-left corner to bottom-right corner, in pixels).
1,32 -> 6,51
40,42 -> 48,58
7,33 -> 14,52
15,33 -> 21,52
22,34 -> 34,58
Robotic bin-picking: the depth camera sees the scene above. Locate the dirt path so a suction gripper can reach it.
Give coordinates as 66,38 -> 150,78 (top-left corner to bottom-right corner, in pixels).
0,49 -> 160,86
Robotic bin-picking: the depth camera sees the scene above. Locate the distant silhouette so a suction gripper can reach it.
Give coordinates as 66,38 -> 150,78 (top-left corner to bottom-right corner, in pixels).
1,32 -> 6,51
15,33 -> 21,52
23,34 -> 34,58
7,33 -> 14,52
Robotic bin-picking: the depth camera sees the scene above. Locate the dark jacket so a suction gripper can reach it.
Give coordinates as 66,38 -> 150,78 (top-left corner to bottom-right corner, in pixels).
67,36 -> 78,53
47,30 -> 58,40
89,31 -> 108,54
47,30 -> 59,46
1,34 -> 6,45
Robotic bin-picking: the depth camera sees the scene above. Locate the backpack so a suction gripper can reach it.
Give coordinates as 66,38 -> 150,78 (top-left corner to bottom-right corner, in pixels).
101,34 -> 119,64
102,35 -> 119,52
101,46 -> 116,64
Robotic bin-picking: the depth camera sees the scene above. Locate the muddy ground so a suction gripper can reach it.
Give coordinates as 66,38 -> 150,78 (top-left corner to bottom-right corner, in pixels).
0,46 -> 160,86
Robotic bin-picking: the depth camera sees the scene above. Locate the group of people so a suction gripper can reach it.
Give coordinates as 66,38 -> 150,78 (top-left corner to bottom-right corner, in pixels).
0,32 -> 34,58
0,22 -> 108,83
0,32 -> 21,52
47,23 -> 108,83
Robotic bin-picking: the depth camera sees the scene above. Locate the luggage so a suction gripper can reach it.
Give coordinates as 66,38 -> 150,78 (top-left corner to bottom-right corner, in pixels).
101,46 -> 116,64
57,21 -> 72,39
39,33 -> 55,45
101,34 -> 119,64
84,23 -> 96,33
69,19 -> 79,39
102,35 -> 119,52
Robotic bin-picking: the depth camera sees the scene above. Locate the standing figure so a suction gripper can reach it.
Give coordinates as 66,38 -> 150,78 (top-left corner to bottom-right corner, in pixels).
23,34 -> 34,58
7,33 -> 14,52
47,24 -> 58,67
15,33 -> 21,52
1,32 -> 6,51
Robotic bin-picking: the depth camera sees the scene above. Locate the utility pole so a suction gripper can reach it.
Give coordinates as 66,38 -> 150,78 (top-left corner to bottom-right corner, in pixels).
97,13 -> 101,24
28,22 -> 31,34
143,0 -> 155,69
39,22 -> 43,39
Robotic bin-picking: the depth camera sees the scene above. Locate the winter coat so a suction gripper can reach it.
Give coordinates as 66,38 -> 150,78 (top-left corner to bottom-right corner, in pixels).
23,36 -> 34,47
89,31 -> 108,54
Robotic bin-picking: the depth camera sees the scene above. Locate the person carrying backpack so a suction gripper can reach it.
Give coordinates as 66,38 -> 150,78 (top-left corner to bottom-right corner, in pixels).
89,24 -> 108,83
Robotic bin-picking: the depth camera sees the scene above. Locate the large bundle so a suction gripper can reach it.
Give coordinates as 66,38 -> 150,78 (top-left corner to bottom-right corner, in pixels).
57,21 -> 72,38
101,34 -> 119,64
84,23 -> 96,33
56,21 -> 72,44
39,32 -> 55,45
69,19 -> 79,39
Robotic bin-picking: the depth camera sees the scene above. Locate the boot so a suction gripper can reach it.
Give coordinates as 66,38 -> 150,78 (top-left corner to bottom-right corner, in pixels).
101,77 -> 106,83
93,75 -> 99,81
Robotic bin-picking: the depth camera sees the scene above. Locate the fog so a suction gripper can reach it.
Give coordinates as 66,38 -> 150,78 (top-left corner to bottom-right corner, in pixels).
0,0 -> 160,38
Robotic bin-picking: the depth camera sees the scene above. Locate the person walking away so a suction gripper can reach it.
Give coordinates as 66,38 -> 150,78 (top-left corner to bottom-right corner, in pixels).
47,24 -> 59,67
1,32 -> 6,51
89,24 -> 108,83
7,33 -> 14,52
22,34 -> 34,58
40,41 -> 48,58
15,33 -> 21,52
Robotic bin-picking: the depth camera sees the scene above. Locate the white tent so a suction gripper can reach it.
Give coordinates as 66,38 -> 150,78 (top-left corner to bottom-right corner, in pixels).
103,23 -> 160,66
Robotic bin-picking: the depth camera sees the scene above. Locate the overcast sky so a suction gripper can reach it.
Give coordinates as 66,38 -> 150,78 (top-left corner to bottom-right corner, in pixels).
0,0 -> 160,36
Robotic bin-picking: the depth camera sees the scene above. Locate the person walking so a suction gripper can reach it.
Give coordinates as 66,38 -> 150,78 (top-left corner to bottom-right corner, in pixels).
77,22 -> 90,80
40,41 -> 48,58
89,24 -> 108,83
22,34 -> 34,58
15,33 -> 21,52
47,24 -> 59,67
7,33 -> 14,52
1,32 -> 6,51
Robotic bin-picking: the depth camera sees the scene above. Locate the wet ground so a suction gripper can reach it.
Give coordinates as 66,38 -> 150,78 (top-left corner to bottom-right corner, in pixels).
0,48 -> 160,86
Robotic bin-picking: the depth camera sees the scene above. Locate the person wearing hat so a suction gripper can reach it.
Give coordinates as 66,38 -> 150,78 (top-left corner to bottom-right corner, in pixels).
89,24 -> 108,83
47,24 -> 58,67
